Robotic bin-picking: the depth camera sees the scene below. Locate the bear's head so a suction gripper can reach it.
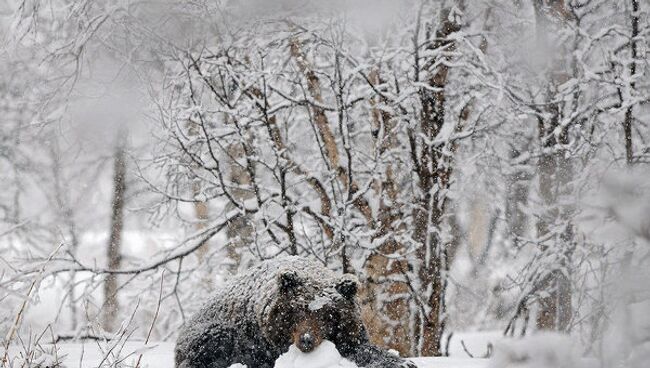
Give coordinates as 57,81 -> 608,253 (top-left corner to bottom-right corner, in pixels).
263,267 -> 364,353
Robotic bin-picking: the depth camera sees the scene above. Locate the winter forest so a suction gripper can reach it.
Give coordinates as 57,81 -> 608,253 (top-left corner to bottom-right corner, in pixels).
1,0 -> 649,367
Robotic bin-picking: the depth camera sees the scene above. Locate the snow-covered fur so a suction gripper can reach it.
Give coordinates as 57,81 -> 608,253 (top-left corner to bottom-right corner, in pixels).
174,256 -> 416,368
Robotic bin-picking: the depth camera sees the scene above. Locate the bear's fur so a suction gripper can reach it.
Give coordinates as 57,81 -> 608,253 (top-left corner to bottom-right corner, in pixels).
175,256 -> 416,368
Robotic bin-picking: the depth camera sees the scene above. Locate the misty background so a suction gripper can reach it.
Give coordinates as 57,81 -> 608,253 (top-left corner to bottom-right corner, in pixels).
1,0 -> 649,366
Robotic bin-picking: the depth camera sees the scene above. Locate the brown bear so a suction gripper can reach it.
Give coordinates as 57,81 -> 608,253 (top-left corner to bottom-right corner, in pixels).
175,256 -> 417,368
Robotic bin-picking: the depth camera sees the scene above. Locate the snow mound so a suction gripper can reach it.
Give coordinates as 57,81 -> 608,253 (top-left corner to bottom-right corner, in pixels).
488,333 -> 581,368
275,340 -> 358,368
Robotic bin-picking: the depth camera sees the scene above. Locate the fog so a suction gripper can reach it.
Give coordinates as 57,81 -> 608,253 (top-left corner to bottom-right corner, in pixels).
1,1 -> 649,367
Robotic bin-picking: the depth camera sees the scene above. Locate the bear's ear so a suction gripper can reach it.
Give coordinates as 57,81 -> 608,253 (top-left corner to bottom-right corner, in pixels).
278,269 -> 303,292
335,274 -> 358,300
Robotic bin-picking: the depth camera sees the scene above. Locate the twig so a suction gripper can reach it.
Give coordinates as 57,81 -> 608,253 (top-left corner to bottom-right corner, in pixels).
460,339 -> 475,358
135,269 -> 165,368
2,243 -> 64,365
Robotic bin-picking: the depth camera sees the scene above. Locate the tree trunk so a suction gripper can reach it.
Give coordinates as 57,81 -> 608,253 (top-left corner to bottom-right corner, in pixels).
103,135 -> 127,333
623,0 -> 639,166
532,0 -> 574,332
535,95 -> 573,333
224,142 -> 253,269
186,121 -> 212,267
361,68 -> 411,356
505,147 -> 531,248
50,141 -> 80,331
411,4 -> 462,356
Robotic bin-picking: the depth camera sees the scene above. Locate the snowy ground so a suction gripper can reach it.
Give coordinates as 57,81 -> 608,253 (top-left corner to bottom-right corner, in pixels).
8,342 -> 176,368
8,341 -> 488,368
7,331 -> 589,368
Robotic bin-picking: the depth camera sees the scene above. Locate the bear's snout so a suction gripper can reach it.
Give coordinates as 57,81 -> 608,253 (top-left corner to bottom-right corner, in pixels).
291,316 -> 323,353
298,333 -> 316,352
